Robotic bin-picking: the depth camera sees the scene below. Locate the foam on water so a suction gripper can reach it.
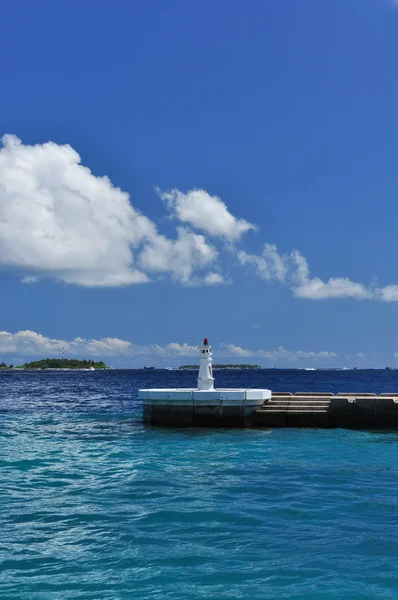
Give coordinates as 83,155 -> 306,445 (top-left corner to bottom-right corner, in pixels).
1,370 -> 398,599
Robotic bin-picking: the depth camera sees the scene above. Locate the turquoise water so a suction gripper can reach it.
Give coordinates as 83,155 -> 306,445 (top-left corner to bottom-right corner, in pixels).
1,370 -> 398,599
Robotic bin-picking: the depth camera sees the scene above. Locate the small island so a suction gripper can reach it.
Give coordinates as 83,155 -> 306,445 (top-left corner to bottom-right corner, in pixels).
178,364 -> 261,370
0,359 -> 107,370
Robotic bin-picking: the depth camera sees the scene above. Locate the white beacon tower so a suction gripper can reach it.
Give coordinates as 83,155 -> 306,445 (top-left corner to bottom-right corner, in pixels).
197,337 -> 214,391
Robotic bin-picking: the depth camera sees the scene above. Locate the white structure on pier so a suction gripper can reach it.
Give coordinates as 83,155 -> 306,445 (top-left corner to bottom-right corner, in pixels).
197,337 -> 214,390
139,338 -> 272,426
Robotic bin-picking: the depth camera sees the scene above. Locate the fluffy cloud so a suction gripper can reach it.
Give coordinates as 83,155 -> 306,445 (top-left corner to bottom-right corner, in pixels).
71,336 -> 133,355
0,330 -> 134,356
0,329 -> 337,364
149,342 -> 198,357
238,243 -> 379,300
290,251 -> 371,300
0,134 -> 154,287
138,227 -> 217,284
294,277 -> 370,300
376,285 -> 398,302
221,343 -> 336,361
0,330 -> 65,355
0,135 -> 228,287
238,244 -> 287,282
159,187 -> 256,242
203,272 -> 226,285
0,330 -> 194,358
221,344 -> 252,357
2,135 -> 398,302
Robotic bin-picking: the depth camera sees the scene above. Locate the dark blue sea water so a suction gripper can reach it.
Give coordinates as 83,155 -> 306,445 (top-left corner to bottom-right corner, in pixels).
1,369 -> 398,600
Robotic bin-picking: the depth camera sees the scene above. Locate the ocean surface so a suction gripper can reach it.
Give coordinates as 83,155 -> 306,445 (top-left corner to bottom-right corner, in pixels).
1,368 -> 398,600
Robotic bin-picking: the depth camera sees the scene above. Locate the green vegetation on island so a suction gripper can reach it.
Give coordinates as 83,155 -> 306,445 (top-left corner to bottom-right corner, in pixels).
20,358 -> 107,369
178,364 -> 261,370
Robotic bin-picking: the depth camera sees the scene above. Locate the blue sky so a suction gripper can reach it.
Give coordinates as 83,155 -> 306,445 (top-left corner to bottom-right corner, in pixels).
1,0 -> 398,367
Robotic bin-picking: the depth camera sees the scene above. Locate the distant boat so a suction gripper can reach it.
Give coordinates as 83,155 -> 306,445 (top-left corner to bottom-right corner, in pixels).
144,366 -> 155,370
89,367 -> 95,371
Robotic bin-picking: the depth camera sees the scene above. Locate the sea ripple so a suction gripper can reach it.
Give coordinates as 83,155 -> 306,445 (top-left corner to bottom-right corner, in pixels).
1,370 -> 398,599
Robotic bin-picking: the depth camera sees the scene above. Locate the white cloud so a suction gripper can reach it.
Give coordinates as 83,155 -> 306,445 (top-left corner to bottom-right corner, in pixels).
0,330 -> 66,355
3,134 -> 398,301
293,277 -> 370,300
160,187 -> 256,242
0,134 -> 155,287
221,344 -> 252,357
239,243 -> 373,300
291,251 -> 371,300
138,227 -> 217,285
221,343 -> 336,361
150,342 -> 198,357
238,243 -> 287,282
376,285 -> 398,302
0,329 -> 338,365
203,272 -> 226,285
0,330 -> 199,360
0,136 -> 229,288
238,244 -> 398,302
70,336 -> 133,355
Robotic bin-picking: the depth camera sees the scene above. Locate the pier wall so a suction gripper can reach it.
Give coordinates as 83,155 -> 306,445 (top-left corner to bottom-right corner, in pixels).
140,388 -> 270,427
253,393 -> 398,429
141,391 -> 398,428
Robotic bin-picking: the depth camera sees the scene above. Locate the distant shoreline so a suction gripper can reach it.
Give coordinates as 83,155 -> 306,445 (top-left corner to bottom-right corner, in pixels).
178,364 -> 261,370
0,358 -> 108,370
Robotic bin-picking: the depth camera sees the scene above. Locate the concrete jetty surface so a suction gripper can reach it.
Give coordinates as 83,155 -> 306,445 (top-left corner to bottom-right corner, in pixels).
253,393 -> 398,429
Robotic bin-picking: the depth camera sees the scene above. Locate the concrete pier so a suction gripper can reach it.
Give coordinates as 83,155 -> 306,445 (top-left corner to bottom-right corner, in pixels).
139,338 -> 271,427
141,390 -> 398,428
140,388 -> 271,427
139,337 -> 398,428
